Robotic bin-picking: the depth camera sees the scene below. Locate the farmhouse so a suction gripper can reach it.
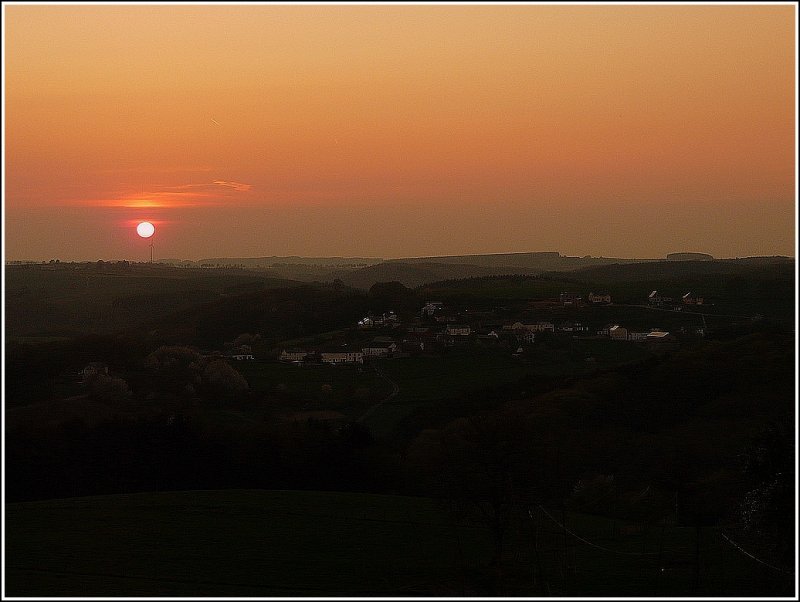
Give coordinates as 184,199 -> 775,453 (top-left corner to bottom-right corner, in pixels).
445,324 -> 471,337
505,321 -> 554,333
597,324 -> 614,336
279,349 -> 308,363
682,292 -> 704,305
320,348 -> 364,365
362,340 -> 398,358
648,290 -> 673,306
588,292 -> 612,304
645,330 -> 679,352
609,325 -> 629,341
357,316 -> 375,329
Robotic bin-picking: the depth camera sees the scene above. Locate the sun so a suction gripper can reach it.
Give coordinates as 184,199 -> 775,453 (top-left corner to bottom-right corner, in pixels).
136,221 -> 155,238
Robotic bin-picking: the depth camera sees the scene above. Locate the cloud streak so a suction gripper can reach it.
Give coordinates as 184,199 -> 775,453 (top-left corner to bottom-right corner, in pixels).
212,180 -> 252,192
74,180 -> 254,208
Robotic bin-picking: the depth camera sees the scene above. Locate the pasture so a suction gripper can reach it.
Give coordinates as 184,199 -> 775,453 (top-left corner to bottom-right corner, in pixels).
5,490 -> 790,597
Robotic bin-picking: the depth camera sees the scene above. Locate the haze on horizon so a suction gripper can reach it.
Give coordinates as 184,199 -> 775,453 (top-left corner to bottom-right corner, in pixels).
4,4 -> 796,263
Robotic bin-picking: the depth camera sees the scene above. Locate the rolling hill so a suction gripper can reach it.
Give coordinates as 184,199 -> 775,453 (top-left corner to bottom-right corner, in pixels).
326,261 -> 539,289
4,263 -> 304,339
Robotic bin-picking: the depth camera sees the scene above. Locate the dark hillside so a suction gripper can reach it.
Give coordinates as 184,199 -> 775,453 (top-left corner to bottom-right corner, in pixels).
328,262 -> 528,289
141,285 -> 373,348
561,257 -> 793,282
5,263 -> 302,338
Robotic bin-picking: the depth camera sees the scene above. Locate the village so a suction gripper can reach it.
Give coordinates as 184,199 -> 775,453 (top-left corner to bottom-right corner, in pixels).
218,288 -> 710,367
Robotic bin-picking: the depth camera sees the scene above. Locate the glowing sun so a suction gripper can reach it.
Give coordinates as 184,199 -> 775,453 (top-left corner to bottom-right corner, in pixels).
136,221 -> 155,238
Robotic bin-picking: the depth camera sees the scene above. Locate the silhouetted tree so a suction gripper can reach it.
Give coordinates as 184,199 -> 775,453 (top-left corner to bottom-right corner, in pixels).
203,359 -> 248,398
87,373 -> 132,404
144,345 -> 205,398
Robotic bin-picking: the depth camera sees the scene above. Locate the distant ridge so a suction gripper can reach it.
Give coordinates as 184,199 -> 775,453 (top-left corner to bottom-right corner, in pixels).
387,251 -> 562,266
666,252 -> 714,261
187,256 -> 383,267
328,253 -> 659,289
384,252 -> 655,271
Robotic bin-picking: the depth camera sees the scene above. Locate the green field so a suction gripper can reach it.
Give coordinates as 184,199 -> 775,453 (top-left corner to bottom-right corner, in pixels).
363,344 -> 651,437
5,490 -> 490,596
5,490 -> 791,596
235,344 -> 651,435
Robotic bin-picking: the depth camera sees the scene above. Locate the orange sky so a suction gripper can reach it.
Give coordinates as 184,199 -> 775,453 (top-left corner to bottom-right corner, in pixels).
4,4 -> 796,261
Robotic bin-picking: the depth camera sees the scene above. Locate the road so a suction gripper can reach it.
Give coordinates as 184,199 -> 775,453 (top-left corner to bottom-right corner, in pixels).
357,362 -> 400,424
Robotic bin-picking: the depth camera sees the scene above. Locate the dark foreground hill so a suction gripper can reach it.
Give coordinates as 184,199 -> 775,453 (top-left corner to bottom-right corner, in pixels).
5,490 -> 791,597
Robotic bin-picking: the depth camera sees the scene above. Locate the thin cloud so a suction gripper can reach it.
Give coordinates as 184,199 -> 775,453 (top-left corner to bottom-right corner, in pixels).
70,180 -> 254,208
154,181 -> 253,193
212,180 -> 252,192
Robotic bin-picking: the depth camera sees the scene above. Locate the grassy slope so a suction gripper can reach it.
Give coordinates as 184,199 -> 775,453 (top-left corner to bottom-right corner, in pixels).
362,344 -> 652,438
5,490 -> 489,596
6,490 -> 790,597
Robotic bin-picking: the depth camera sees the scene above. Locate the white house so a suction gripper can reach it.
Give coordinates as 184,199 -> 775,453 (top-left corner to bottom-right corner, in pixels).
320,350 -> 364,365
229,353 -> 254,361
645,330 -> 679,352
445,324 -> 471,336
505,321 -> 554,333
588,292 -> 612,304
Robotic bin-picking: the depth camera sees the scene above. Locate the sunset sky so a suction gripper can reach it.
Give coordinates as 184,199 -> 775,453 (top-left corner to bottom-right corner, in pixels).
4,3 -> 796,261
